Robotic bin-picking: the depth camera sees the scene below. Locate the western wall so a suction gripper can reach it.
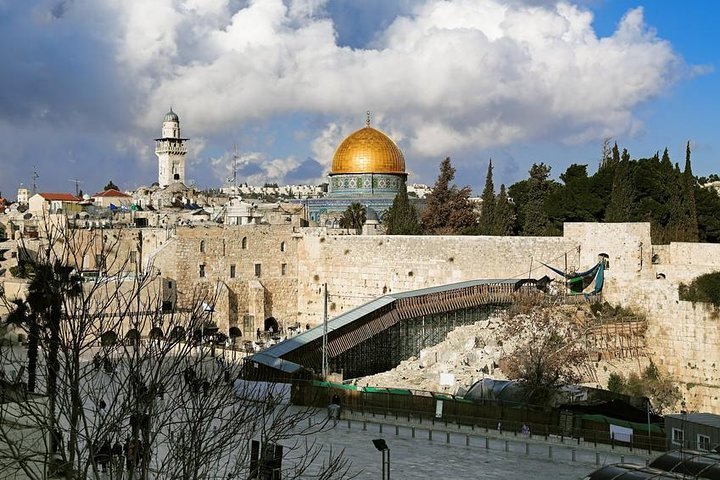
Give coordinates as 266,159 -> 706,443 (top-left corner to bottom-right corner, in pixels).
148,222 -> 720,413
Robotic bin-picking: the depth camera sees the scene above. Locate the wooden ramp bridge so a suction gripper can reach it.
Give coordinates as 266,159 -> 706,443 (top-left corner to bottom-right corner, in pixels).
245,278 -> 571,381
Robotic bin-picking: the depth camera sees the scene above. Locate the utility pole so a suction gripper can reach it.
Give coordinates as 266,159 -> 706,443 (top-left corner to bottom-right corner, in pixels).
233,144 -> 239,194
322,283 -> 328,379
68,179 -> 83,197
226,144 -> 239,195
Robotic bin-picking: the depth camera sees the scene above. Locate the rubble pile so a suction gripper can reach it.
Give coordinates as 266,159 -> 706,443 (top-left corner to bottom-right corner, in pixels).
356,314 -> 510,393
356,304 -> 649,395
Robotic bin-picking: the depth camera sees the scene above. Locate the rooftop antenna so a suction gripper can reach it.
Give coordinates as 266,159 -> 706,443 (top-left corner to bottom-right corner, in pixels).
232,144 -> 239,192
31,167 -> 39,195
226,144 -> 240,194
69,179 -> 83,197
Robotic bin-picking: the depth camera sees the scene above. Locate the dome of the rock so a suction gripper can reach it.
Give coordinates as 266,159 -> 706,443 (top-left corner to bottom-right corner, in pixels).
331,126 -> 405,175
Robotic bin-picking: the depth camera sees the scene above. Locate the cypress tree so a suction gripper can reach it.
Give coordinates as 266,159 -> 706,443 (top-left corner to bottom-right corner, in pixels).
477,159 -> 496,235
659,148 -> 683,243
493,184 -> 516,235
421,157 -> 478,234
612,142 -> 620,165
384,183 -> 421,235
599,138 -> 612,169
606,148 -> 634,222
683,141 -> 700,241
521,163 -> 551,236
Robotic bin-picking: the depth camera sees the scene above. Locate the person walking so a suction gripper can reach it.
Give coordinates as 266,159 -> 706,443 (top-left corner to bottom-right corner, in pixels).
98,439 -> 111,473
111,439 -> 124,478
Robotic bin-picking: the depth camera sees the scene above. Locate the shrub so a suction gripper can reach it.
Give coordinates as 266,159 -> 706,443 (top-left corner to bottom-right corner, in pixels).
679,271 -> 720,307
607,372 -> 625,393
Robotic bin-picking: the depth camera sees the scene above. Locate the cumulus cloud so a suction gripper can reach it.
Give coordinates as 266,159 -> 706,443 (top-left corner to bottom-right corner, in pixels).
125,0 -> 682,162
209,150 -> 303,187
0,0 -> 698,194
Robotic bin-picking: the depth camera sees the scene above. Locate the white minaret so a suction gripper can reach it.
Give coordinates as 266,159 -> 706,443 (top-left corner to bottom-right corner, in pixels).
155,108 -> 188,187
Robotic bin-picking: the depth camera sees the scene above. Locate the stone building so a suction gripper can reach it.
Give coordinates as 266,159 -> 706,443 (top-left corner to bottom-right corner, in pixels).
27,192 -> 81,214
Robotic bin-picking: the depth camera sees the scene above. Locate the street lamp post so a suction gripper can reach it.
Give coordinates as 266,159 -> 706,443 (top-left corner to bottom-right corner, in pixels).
372,439 -> 390,480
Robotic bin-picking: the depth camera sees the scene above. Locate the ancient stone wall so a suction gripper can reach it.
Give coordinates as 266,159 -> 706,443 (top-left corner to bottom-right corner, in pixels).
152,225 -> 299,334
562,223 -> 720,413
296,231 -> 578,323
148,221 -> 720,412
627,281 -> 720,413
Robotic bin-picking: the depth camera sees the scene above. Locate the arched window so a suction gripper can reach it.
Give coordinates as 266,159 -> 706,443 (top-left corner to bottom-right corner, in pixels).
241,237 -> 248,249
280,241 -> 286,252
199,240 -> 205,253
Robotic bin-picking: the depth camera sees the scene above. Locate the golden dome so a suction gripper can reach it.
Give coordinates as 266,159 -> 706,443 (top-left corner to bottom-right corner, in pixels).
331,126 -> 406,175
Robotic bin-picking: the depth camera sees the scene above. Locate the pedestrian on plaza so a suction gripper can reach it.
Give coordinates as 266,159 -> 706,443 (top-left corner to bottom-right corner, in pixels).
111,439 -> 123,476
157,382 -> 165,400
331,393 -> 341,419
124,435 -> 134,472
99,439 -> 111,473
103,357 -> 113,374
183,367 -> 195,386
497,421 -> 502,433
305,323 -> 310,331
256,328 -> 261,340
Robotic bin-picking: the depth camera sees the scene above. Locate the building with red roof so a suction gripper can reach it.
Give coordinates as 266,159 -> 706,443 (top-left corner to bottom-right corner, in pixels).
28,192 -> 81,214
93,189 -> 133,209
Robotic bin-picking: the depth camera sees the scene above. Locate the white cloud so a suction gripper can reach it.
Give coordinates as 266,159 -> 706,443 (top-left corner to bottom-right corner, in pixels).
115,136 -> 153,167
209,150 -> 302,187
106,0 -> 684,168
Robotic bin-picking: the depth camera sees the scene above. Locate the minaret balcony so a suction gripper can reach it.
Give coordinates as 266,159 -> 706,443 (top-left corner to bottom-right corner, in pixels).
155,140 -> 187,154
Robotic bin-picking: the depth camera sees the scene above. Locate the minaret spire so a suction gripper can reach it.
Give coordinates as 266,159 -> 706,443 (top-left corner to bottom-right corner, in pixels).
365,110 -> 371,128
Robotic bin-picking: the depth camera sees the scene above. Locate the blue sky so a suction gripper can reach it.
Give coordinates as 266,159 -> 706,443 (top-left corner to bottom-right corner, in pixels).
0,0 -> 718,199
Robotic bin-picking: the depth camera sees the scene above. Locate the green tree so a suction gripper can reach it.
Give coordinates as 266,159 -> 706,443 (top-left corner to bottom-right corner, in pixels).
500,306 -> 587,404
103,180 -> 119,191
606,148 -> 635,222
508,180 -> 529,232
682,141 -> 699,241
611,142 -> 620,166
603,363 -> 680,413
599,138 -> 612,169
384,183 -> 421,235
477,159 -> 496,235
545,164 -> 604,234
607,372 -> 625,393
492,184 -> 516,235
339,202 -> 366,234
521,163 -> 552,236
659,149 -> 685,243
631,153 -> 668,243
695,184 -> 720,242
421,157 -> 477,234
